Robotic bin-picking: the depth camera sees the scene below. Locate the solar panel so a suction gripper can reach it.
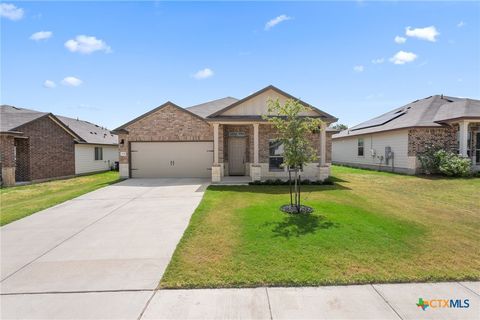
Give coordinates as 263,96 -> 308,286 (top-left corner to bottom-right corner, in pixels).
350,110 -> 407,131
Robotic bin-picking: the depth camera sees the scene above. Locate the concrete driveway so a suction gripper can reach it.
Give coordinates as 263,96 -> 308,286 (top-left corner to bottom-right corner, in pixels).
1,178 -> 208,317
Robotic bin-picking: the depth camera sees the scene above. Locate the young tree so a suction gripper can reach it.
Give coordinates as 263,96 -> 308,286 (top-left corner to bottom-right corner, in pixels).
263,98 -> 323,213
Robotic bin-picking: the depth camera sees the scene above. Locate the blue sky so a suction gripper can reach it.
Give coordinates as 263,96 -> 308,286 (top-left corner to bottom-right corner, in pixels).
2,1 -> 479,129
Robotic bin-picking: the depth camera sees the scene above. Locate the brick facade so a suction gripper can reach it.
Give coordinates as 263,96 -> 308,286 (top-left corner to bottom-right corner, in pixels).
117,104 -> 334,178
14,138 -> 30,182
258,124 -> 332,163
118,104 -> 213,165
16,116 -> 76,181
0,135 -> 15,168
408,127 -> 458,156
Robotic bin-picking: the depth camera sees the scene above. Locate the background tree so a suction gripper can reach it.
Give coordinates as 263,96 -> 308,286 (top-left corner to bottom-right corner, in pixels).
264,98 -> 323,213
331,123 -> 348,131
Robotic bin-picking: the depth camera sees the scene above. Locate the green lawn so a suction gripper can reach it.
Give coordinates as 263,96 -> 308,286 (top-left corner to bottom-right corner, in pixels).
0,171 -> 122,226
161,166 -> 480,288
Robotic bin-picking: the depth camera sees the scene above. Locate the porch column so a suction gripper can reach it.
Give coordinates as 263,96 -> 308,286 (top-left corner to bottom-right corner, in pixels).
319,122 -> 327,166
250,123 -> 261,181
253,123 -> 259,164
459,120 -> 469,157
213,123 -> 219,164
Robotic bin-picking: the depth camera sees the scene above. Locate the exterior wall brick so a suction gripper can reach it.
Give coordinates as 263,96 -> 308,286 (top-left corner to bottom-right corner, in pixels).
0,135 -> 15,168
119,104 -> 213,165
17,116 -> 75,181
408,127 -> 457,156
14,138 -> 30,181
258,124 -> 332,163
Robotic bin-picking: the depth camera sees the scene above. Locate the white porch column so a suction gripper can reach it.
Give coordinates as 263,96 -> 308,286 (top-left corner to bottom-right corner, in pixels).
213,123 -> 219,164
319,122 -> 327,166
459,120 -> 469,157
253,123 -> 259,164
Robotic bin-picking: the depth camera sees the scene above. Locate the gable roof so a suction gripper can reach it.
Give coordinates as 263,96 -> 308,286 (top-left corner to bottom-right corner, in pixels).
186,97 -> 238,118
207,85 -> 338,121
113,101 -> 208,132
0,105 -> 48,132
0,105 -> 82,140
56,115 -> 118,145
333,95 -> 479,139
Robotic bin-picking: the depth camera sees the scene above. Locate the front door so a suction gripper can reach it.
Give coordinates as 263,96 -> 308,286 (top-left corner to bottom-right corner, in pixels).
228,137 -> 246,175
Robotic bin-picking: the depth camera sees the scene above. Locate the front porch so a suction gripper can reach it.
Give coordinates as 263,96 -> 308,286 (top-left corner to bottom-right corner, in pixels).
458,120 -> 480,171
210,122 -> 331,183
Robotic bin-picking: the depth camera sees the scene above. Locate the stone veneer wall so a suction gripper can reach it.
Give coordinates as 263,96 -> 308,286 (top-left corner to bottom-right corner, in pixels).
407,126 -> 458,156
118,104 -> 213,166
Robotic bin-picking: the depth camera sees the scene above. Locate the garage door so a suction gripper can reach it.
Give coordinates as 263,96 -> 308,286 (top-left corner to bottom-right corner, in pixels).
130,142 -> 213,178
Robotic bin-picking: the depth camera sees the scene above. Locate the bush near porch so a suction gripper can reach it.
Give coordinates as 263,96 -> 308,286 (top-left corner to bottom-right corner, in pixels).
160,165 -> 480,288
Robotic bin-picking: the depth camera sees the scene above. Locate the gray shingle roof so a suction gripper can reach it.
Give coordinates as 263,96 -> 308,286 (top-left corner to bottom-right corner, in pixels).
433,99 -> 480,123
333,95 -> 479,139
56,115 -> 118,145
0,105 -> 48,132
186,97 -> 239,118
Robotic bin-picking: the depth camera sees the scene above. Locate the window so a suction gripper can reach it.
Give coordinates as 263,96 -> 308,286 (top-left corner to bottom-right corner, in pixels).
94,147 -> 103,160
357,138 -> 364,156
269,140 -> 284,171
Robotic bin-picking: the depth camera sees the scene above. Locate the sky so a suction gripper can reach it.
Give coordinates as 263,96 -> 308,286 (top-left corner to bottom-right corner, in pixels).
1,1 -> 479,130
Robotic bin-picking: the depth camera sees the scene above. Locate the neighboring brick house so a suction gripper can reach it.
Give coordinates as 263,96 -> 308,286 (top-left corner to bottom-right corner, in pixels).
332,95 -> 480,174
114,85 -> 338,182
0,105 -> 118,186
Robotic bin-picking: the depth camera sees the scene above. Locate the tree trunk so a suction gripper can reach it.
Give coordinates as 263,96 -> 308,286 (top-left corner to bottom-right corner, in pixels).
288,169 -> 293,206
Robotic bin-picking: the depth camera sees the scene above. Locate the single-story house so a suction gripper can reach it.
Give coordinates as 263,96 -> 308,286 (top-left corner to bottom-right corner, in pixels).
0,105 -> 118,186
332,95 -> 480,174
113,85 -> 338,182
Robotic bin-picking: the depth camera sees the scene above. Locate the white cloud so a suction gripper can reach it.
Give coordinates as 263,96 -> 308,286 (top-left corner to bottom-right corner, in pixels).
353,65 -> 364,72
394,36 -> 407,44
192,68 -> 214,80
43,80 -> 56,88
265,14 -> 292,30
0,3 -> 24,21
61,77 -> 83,87
390,51 -> 418,65
30,31 -> 53,41
457,21 -> 465,28
64,35 -> 111,54
405,26 -> 439,42
371,58 -> 384,64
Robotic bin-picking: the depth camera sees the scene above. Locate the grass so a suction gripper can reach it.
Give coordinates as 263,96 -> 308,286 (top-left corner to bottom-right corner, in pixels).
0,171 -> 122,226
160,166 -> 480,288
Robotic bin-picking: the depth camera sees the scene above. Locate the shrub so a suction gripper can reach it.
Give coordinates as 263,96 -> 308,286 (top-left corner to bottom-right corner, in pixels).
436,150 -> 471,177
249,178 -> 333,186
417,144 -> 443,175
417,146 -> 471,177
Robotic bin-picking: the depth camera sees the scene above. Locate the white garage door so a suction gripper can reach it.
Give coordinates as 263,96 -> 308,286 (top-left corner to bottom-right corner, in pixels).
130,142 -> 213,178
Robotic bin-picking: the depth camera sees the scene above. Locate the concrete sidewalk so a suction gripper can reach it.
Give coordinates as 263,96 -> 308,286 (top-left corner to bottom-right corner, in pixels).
1,281 -> 478,319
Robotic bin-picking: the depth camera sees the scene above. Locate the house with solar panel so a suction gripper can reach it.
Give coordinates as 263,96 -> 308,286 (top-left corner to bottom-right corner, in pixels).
332,95 -> 480,174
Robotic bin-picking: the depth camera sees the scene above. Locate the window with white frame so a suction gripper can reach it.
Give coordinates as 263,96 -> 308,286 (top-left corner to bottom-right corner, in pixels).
94,147 -> 103,160
269,140 -> 284,171
357,138 -> 364,156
